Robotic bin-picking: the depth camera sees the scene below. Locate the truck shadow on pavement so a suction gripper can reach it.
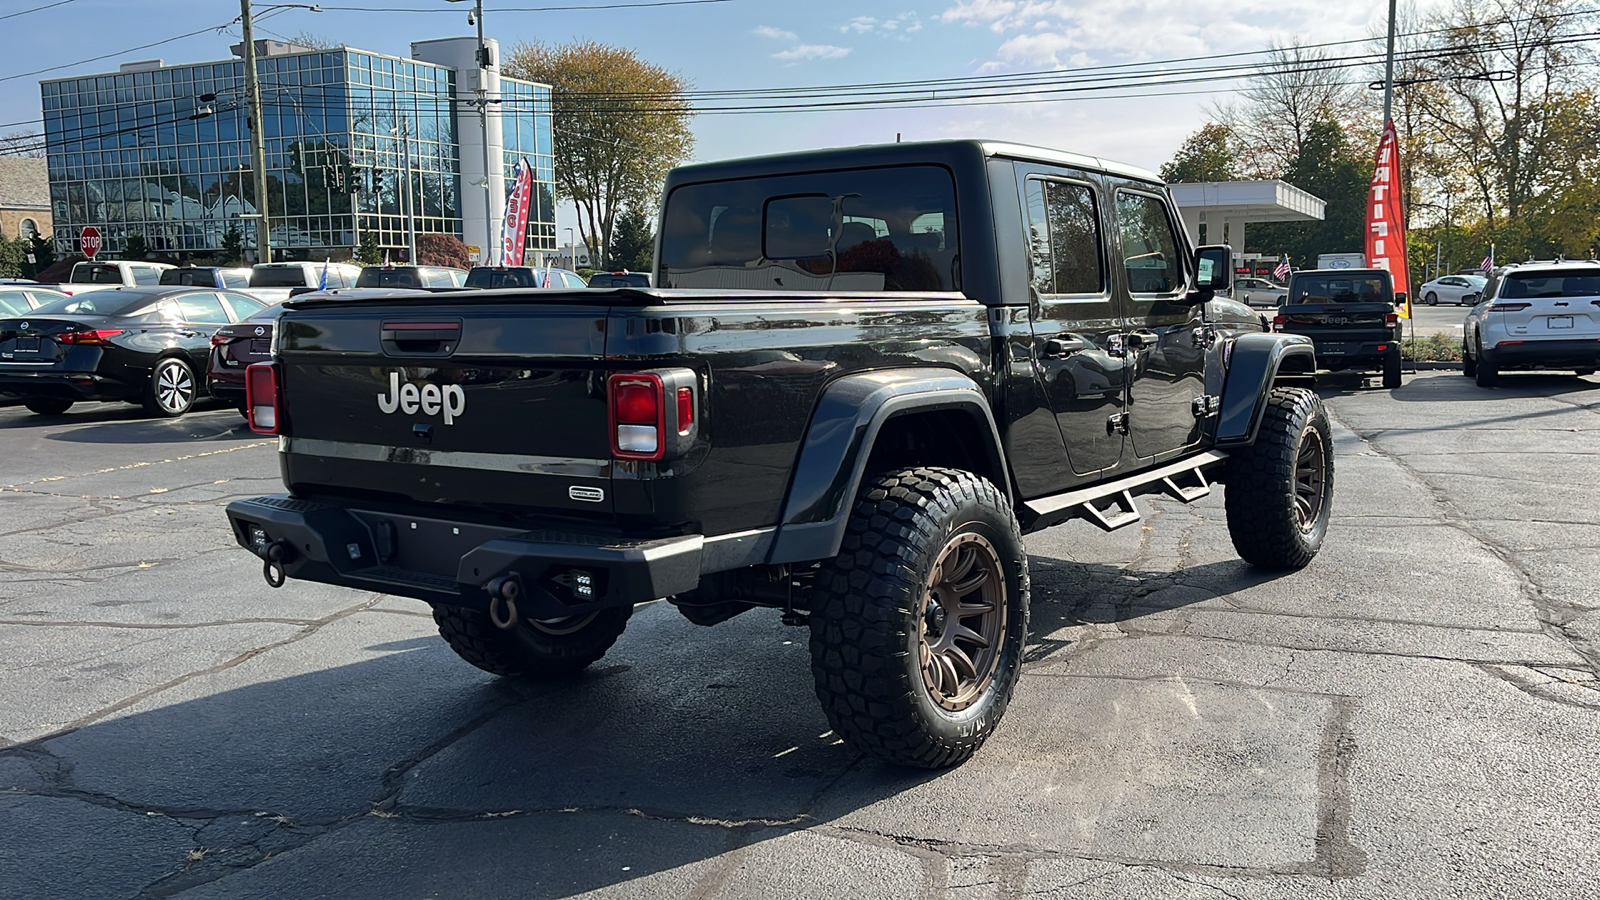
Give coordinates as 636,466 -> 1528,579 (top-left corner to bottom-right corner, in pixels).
0,554 -> 1299,899
29,407 -> 254,444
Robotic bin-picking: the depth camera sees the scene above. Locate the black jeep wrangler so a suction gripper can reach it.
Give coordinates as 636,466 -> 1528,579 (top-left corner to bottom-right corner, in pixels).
225,140 -> 1329,768
1277,268 -> 1405,388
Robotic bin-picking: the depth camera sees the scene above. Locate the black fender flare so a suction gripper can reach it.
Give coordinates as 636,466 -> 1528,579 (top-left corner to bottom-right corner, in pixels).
1215,333 -> 1317,447
767,368 -> 1011,565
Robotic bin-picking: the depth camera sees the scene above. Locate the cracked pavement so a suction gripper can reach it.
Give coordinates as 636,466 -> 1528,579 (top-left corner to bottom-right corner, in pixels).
3,373 -> 1599,899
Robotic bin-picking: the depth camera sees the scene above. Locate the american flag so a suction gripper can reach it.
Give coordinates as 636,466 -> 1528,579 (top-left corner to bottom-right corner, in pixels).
1272,257 -> 1291,281
1479,252 -> 1494,275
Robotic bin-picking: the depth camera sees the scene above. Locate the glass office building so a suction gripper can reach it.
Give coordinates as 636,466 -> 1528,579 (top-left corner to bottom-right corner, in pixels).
40,41 -> 554,261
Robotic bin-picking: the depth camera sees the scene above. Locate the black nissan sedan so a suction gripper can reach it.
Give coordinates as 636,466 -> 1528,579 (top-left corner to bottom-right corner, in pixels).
0,286 -> 268,417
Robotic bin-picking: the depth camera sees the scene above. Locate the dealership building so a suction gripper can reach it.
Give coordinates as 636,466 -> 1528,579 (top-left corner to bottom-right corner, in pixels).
40,37 -> 554,262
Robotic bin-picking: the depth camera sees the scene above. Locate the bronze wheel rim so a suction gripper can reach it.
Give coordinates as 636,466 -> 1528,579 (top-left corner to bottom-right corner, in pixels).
1294,424 -> 1327,532
917,532 -> 1007,712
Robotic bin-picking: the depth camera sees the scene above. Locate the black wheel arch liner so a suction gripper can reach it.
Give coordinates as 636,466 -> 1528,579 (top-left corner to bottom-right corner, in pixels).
767,368 -> 1011,565
1215,332 -> 1317,447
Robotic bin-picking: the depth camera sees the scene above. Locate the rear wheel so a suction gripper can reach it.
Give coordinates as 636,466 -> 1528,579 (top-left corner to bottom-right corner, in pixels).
1225,388 -> 1333,570
1425,292 -> 1438,306
142,357 -> 197,417
1474,340 -> 1498,387
1382,352 -> 1402,389
809,467 -> 1029,769
23,398 -> 73,416
1462,342 -> 1477,377
433,603 -> 632,680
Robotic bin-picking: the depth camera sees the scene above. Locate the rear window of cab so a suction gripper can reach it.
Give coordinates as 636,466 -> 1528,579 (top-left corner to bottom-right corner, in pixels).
658,165 -> 960,292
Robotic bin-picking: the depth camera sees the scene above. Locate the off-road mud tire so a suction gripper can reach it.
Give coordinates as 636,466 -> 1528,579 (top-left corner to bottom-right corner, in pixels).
808,467 -> 1030,769
1225,387 -> 1333,570
1382,352 -> 1402,389
24,398 -> 73,415
433,603 -> 632,680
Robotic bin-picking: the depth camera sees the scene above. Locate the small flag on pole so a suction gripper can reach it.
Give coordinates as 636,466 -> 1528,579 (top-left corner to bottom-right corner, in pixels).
317,257 -> 329,290
1272,256 -> 1291,281
1479,251 -> 1494,275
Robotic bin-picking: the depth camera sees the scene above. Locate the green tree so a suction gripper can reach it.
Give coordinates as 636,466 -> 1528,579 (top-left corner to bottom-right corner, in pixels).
26,232 -> 55,278
1248,119 -> 1370,266
356,231 -> 382,266
123,232 -> 149,260
220,225 -> 245,265
0,236 -> 25,278
605,207 -> 654,271
1160,124 -> 1237,183
504,40 -> 694,265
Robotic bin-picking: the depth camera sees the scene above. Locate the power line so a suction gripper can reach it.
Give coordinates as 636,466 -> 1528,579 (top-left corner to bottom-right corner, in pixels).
0,0 -> 77,22
0,22 -> 234,85
312,0 -> 733,10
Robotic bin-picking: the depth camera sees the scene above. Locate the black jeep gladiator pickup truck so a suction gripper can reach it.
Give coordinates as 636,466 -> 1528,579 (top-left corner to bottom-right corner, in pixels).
1275,268 -> 1405,388
225,140 -> 1328,768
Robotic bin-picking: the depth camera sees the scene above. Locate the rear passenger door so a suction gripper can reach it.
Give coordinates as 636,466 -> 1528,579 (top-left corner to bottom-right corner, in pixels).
172,291 -> 233,369
1020,168 -> 1128,480
1109,184 -> 1207,461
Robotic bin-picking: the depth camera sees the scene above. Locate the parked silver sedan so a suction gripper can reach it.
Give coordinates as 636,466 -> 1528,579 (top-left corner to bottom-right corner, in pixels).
1417,274 -> 1486,306
1233,276 -> 1288,308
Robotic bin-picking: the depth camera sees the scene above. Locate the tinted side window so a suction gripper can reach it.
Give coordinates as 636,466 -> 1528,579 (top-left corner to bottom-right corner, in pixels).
174,292 -> 229,323
0,291 -> 29,315
1115,192 -> 1183,296
224,271 -> 250,288
219,291 -> 267,320
132,266 -> 163,286
251,266 -> 311,287
659,164 -> 960,292
1025,178 -> 1104,296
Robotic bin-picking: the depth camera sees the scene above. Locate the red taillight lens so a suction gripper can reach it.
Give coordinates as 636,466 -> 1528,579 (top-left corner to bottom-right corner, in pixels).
245,363 -> 280,434
1271,315 -> 1285,331
676,386 -> 693,434
1384,313 -> 1398,327
210,333 -> 231,347
1490,302 -> 1531,312
56,328 -> 123,345
609,373 -> 664,459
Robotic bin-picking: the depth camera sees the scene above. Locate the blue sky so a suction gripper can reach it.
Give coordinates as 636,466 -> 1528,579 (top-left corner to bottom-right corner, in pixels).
2,0 -> 1416,238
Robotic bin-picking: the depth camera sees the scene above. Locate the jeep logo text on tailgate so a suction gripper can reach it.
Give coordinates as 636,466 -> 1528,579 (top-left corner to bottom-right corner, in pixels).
377,372 -> 466,424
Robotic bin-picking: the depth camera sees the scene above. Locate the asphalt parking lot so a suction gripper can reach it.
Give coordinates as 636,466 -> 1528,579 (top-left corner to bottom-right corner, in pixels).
4,372 -> 1599,900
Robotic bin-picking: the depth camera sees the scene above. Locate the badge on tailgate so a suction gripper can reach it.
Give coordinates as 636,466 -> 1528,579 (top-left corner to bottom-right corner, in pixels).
377,371 -> 466,424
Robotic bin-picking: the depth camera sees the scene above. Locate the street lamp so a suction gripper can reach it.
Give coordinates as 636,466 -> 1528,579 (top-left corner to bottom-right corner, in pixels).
446,0 -> 497,265
565,226 -> 574,267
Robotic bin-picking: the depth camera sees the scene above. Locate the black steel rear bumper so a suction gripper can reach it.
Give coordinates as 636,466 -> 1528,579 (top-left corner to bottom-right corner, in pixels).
225,495 -> 704,617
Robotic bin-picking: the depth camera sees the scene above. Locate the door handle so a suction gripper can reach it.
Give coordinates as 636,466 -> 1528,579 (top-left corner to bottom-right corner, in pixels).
1126,330 -> 1159,349
1043,338 -> 1070,358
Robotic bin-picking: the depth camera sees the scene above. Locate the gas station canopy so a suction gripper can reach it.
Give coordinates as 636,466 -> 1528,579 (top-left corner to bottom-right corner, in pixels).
1168,180 -> 1325,253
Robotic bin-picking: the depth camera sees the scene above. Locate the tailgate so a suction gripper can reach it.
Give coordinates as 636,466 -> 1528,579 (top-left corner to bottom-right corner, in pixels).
1276,302 -> 1394,340
277,302 -> 616,517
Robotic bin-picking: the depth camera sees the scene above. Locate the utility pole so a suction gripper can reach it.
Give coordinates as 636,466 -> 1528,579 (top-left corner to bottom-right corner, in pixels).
474,0 -> 496,265
240,0 -> 271,264
1382,0 -> 1397,124
399,114 -> 417,263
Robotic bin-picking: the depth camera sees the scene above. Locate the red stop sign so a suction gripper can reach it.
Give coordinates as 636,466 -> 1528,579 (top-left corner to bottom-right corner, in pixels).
80,226 -> 102,259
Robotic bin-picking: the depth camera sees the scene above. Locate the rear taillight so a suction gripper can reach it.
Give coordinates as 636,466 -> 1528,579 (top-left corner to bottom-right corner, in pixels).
609,373 -> 664,459
1384,313 -> 1398,328
210,333 -> 231,347
56,328 -> 123,345
1271,315 -> 1285,331
245,363 -> 280,434
1489,302 -> 1531,312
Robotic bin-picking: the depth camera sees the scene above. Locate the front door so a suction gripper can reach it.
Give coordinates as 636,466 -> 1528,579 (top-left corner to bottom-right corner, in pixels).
1109,186 -> 1207,461
1022,171 -> 1128,477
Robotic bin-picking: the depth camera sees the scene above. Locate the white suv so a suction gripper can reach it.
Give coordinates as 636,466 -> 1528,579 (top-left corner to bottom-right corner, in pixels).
1463,260 -> 1600,387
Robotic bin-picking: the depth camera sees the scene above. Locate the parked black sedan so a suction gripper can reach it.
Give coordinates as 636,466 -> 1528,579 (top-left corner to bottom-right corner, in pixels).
0,286 -> 268,417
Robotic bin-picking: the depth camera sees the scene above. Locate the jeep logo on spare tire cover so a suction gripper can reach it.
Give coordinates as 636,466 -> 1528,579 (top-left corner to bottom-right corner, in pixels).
377,371 -> 466,424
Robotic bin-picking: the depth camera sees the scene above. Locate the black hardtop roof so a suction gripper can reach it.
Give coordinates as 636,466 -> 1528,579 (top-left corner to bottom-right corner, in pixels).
663,139 -> 1163,190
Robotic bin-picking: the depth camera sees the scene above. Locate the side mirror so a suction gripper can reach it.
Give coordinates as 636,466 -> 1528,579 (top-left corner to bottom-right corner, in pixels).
1393,291 -> 1408,305
1192,245 -> 1232,295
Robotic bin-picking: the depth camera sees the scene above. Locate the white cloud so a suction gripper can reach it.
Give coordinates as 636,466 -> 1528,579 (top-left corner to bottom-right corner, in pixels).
774,44 -> 853,60
752,25 -> 798,41
839,11 -> 923,38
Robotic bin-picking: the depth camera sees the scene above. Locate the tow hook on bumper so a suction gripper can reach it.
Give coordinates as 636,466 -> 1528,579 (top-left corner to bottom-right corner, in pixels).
262,540 -> 293,589
485,573 -> 523,630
